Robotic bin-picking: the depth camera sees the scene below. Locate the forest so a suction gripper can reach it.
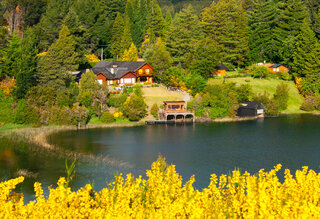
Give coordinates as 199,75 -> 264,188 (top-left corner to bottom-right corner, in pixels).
0,0 -> 320,125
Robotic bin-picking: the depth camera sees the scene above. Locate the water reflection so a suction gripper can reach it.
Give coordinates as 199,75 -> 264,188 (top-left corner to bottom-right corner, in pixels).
1,114 -> 320,202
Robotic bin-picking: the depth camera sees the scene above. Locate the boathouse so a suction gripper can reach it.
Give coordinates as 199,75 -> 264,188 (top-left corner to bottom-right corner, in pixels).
158,101 -> 194,122
237,102 -> 266,118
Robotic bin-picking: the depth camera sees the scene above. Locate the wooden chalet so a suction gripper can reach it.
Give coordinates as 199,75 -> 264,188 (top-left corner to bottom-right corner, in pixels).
92,61 -> 153,86
214,63 -> 229,76
268,64 -> 289,73
158,101 -> 194,122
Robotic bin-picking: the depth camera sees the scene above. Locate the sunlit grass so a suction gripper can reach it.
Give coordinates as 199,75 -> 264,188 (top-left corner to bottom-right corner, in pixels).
208,77 -> 305,114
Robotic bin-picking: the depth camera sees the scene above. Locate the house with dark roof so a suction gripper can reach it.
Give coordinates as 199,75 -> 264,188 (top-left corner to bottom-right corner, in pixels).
91,61 -> 153,86
214,63 -> 229,76
268,64 -> 289,73
237,102 -> 266,118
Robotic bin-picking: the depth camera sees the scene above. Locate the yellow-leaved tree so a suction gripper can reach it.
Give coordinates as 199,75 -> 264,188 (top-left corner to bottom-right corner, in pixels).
122,43 -> 138,61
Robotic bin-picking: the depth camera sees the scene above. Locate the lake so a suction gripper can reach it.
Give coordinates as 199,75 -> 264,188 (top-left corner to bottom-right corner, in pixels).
1,114 -> 320,202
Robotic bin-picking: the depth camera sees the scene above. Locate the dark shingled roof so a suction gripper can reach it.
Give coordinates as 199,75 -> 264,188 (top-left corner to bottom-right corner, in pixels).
270,64 -> 285,68
91,61 -> 146,79
164,101 -> 185,104
216,63 -> 229,70
239,102 -> 266,110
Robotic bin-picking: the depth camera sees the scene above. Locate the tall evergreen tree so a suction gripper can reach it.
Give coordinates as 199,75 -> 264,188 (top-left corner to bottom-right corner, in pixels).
200,0 -> 249,68
37,25 -> 79,90
1,32 -> 22,78
38,0 -> 70,49
110,13 -> 124,59
248,0 -> 278,63
292,19 -> 320,80
305,0 -> 320,33
15,27 -> 39,98
166,5 -> 202,66
191,37 -> 220,78
274,0 -> 308,65
144,38 -> 172,82
147,0 -> 165,40
122,16 -> 133,52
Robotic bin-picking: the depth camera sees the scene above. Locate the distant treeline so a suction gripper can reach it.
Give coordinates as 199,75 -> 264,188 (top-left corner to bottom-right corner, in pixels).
0,0 -> 320,97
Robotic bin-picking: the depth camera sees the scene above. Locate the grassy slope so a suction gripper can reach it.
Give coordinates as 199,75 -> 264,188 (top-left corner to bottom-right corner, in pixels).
142,85 -> 185,120
208,78 -> 305,114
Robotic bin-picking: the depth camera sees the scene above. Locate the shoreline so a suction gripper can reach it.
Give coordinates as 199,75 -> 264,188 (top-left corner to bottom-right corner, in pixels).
1,112 -> 319,151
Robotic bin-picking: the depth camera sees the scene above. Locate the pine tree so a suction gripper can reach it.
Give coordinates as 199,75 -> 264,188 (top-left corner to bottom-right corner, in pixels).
164,10 -> 172,30
248,0 -> 278,63
200,0 -> 248,68
147,1 -> 165,40
274,0 -> 308,65
305,0 -> 320,33
110,12 -> 125,59
38,0 -> 70,49
292,19 -> 320,79
144,38 -> 172,82
122,16 -> 133,51
122,43 -> 138,61
1,32 -> 22,78
15,27 -> 39,98
37,25 -> 79,90
191,37 -> 220,78
166,5 -> 202,66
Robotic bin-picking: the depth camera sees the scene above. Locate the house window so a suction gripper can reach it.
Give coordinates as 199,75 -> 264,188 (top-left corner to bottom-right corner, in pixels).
139,69 -> 143,74
109,80 -> 113,85
97,79 -> 103,84
124,78 -> 132,84
146,68 -> 150,74
121,78 -> 123,84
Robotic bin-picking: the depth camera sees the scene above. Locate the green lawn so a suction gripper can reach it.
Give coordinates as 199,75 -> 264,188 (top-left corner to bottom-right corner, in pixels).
208,77 -> 305,114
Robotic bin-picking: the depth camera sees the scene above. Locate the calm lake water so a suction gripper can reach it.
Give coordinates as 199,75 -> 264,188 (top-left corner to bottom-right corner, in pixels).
1,114 -> 320,202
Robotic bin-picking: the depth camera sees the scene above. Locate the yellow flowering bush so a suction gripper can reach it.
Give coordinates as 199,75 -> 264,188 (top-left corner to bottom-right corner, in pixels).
113,111 -> 123,118
2,157 -> 320,218
0,77 -> 16,96
85,54 -> 100,63
35,51 -> 47,58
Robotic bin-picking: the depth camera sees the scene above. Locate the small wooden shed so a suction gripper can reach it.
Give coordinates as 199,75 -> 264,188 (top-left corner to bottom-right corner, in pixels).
214,63 -> 229,76
269,64 -> 289,73
237,102 -> 266,118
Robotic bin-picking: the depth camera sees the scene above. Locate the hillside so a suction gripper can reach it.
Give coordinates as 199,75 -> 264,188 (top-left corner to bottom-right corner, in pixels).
208,78 -> 305,114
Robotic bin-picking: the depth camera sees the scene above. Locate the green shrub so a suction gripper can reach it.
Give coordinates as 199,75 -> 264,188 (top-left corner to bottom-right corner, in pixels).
23,105 -> 40,126
150,103 -> 159,119
108,93 -> 128,107
273,83 -> 289,110
58,106 -> 74,125
123,93 -> 147,121
252,92 -> 279,116
14,99 -> 27,124
300,96 -> 320,111
0,90 -> 15,123
251,66 -> 269,79
280,72 -> 292,81
56,90 -> 72,107
100,112 -> 115,123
